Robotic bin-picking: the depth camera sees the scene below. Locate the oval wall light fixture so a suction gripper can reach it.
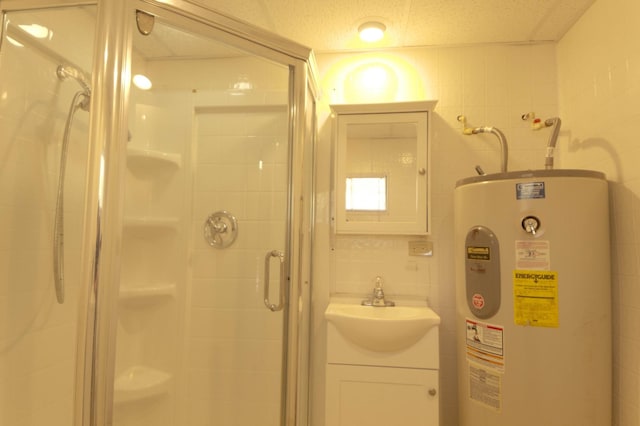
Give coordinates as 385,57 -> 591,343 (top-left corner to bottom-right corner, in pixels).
358,21 -> 386,43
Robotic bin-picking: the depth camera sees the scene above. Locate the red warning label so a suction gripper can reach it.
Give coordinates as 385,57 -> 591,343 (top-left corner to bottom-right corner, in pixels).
472,293 -> 485,309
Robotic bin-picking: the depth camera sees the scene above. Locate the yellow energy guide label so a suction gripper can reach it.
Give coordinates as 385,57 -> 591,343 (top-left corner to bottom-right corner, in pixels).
513,270 -> 559,328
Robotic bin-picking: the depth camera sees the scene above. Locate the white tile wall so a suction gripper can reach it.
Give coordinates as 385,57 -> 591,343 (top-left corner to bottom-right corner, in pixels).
187,100 -> 289,426
557,0 -> 640,424
314,43 -> 558,426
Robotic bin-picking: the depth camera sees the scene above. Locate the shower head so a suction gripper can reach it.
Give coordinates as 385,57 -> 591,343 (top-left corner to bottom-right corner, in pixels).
56,64 -> 91,96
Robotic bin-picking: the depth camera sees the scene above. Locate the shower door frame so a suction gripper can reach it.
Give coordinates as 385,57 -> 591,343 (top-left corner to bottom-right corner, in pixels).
86,1 -> 318,426
0,2 -> 98,426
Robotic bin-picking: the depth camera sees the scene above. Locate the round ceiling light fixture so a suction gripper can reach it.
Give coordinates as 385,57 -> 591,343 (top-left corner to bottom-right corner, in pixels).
133,74 -> 152,90
358,21 -> 386,43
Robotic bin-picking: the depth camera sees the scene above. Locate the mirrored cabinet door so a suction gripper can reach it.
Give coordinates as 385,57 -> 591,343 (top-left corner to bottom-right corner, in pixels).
332,101 -> 436,235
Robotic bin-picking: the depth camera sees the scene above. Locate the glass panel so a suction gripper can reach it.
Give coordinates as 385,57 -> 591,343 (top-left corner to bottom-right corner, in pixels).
344,120 -> 417,218
0,5 -> 95,426
113,14 -> 290,426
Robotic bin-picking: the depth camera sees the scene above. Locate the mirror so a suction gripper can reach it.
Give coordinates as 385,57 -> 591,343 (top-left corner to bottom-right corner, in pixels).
332,101 -> 437,235
346,176 -> 387,211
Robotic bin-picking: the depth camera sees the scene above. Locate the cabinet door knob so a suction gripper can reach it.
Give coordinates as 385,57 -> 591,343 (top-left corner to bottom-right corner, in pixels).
428,388 -> 437,396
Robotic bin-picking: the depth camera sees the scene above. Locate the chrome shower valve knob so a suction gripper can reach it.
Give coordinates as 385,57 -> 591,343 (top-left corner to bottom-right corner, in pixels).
203,210 -> 238,249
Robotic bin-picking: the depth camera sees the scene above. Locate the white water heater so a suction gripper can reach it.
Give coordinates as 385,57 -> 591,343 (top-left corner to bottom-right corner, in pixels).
454,170 -> 611,426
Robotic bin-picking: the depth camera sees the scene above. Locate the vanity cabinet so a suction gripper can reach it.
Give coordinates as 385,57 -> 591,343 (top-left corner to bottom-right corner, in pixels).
325,365 -> 438,426
325,308 -> 440,425
331,101 -> 437,235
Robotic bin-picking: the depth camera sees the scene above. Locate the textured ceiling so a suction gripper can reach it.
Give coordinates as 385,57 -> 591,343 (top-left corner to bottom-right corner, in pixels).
192,0 -> 595,52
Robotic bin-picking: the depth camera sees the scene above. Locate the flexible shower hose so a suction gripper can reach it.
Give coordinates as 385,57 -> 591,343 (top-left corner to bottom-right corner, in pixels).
53,90 -> 90,304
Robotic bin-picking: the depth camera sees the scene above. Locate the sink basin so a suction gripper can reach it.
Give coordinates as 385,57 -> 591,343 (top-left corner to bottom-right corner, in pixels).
325,303 -> 440,352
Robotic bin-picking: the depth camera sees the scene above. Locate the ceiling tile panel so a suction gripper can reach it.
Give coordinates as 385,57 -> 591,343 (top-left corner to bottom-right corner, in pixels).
179,0 -> 596,51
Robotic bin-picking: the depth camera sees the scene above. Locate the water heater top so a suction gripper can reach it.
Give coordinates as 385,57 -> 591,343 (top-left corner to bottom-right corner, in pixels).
455,169 -> 605,188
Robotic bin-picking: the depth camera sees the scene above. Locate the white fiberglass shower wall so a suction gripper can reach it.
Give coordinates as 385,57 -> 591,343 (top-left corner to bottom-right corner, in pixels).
0,1 -> 316,426
0,5 -> 95,425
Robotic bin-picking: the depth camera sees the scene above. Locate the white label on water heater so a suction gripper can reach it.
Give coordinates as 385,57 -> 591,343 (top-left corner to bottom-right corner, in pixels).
465,319 -> 505,372
469,363 -> 502,412
516,181 -> 545,199
515,240 -> 550,269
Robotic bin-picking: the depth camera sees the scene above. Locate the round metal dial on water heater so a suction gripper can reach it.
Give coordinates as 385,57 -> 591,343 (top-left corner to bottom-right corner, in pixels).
522,216 -> 541,235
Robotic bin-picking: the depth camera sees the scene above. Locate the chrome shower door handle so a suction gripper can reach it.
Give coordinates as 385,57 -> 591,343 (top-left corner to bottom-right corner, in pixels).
264,250 -> 285,312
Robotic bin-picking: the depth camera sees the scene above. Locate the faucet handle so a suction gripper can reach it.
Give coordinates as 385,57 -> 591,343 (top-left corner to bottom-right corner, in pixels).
373,276 -> 385,299
362,276 -> 395,307
374,276 -> 383,289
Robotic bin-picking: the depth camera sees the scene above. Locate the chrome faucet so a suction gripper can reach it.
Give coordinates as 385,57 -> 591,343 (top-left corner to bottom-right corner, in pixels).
362,276 -> 395,307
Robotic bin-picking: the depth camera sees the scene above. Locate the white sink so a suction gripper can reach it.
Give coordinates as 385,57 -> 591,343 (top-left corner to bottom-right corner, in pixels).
325,303 -> 440,352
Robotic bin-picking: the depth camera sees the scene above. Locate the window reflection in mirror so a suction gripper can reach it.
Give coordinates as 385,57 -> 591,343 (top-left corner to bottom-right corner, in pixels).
345,176 -> 387,211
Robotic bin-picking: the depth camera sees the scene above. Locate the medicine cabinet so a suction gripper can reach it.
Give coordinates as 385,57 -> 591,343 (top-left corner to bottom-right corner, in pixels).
331,101 -> 437,235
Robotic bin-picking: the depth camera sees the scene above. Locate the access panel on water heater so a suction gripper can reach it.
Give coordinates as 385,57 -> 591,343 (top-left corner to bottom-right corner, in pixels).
465,226 -> 501,319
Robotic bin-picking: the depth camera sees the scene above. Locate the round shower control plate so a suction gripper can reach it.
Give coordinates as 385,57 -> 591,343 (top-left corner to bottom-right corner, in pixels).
203,210 -> 238,249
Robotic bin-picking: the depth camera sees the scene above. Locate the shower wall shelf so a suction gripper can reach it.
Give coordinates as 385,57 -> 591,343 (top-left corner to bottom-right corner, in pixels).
113,366 -> 172,405
119,283 -> 176,306
126,146 -> 182,169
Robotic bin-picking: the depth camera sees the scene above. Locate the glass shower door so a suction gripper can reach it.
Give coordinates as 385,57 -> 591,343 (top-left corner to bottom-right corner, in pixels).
0,5 -> 96,426
112,10 -> 293,426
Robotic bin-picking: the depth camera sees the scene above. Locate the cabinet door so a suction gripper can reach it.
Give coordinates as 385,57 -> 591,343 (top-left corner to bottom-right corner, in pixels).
334,111 -> 429,235
325,364 -> 438,426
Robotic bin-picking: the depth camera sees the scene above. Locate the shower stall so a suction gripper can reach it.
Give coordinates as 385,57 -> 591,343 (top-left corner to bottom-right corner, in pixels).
0,1 -> 317,425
